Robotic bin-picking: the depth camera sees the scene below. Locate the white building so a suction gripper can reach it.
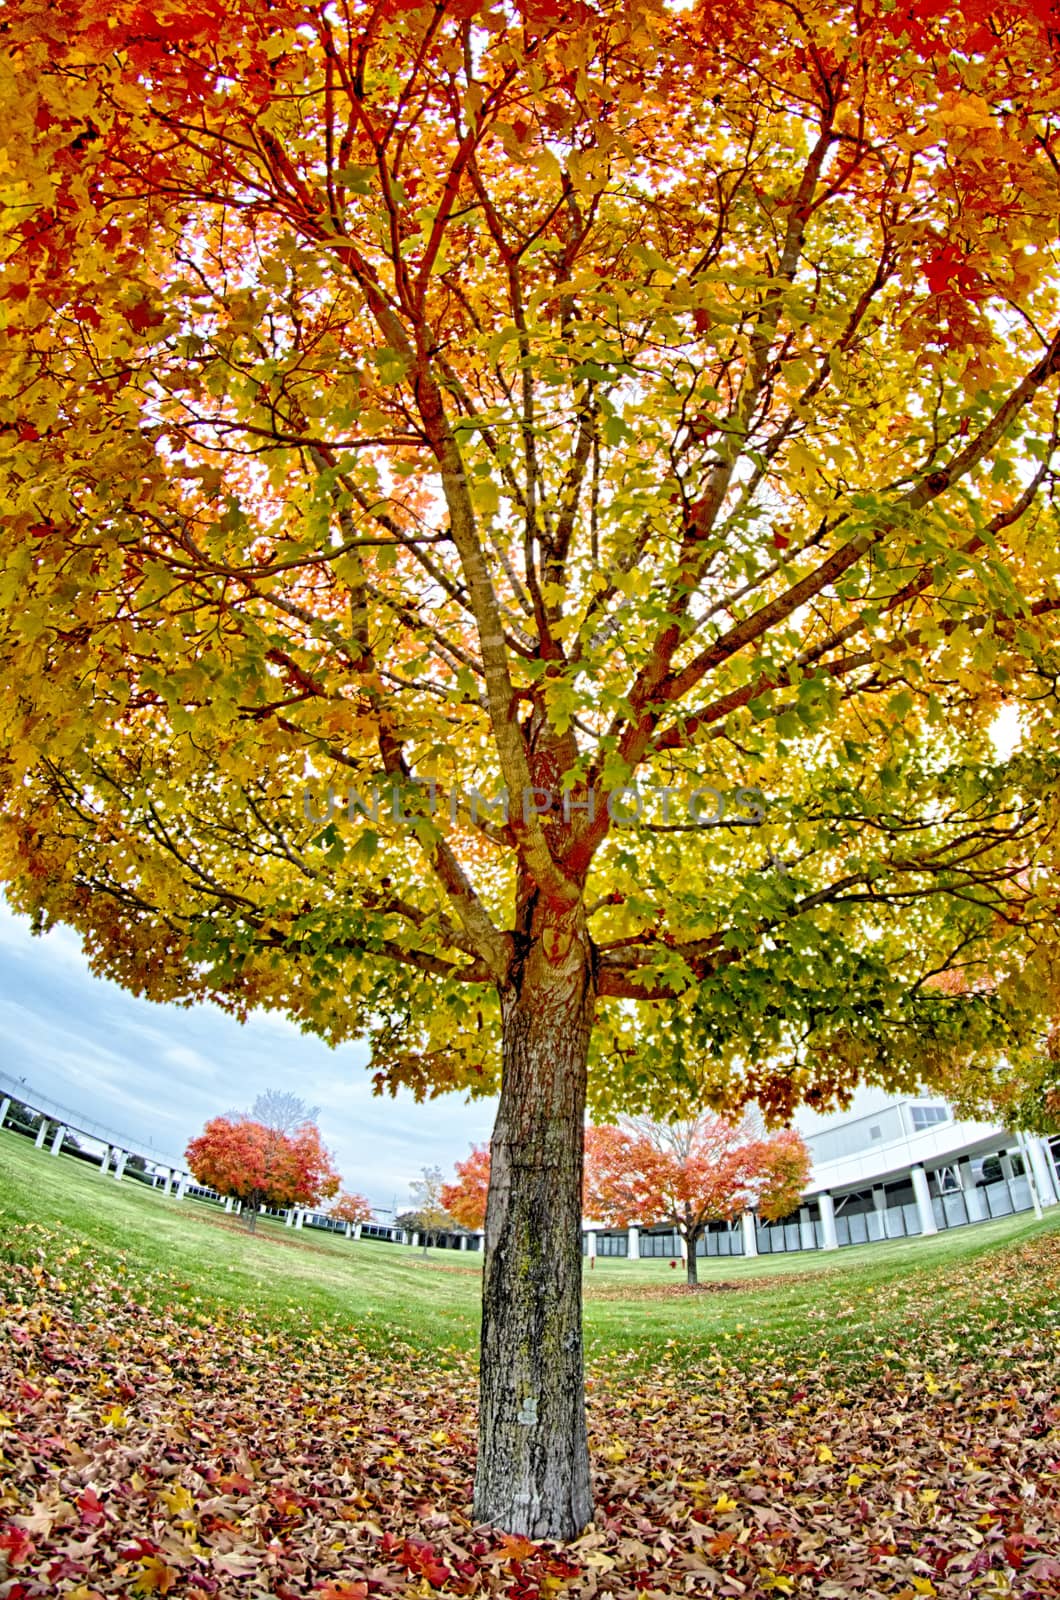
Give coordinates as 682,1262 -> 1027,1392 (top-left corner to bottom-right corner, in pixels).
582,1090 -> 1060,1261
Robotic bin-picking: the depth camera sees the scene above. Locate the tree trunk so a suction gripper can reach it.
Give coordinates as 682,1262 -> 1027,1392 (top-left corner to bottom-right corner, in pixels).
685,1228 -> 699,1287
474,901 -> 595,1540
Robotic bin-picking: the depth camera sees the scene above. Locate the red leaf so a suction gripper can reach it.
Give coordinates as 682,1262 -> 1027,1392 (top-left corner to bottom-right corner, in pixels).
78,1488 -> 106,1527
0,1526 -> 35,1569
124,300 -> 166,334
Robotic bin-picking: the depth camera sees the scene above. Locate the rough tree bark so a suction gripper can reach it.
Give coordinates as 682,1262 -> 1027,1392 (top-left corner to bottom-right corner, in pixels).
474,894 -> 595,1539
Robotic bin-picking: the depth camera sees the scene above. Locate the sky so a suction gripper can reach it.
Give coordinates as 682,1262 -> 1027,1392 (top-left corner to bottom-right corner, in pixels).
0,900 -> 497,1217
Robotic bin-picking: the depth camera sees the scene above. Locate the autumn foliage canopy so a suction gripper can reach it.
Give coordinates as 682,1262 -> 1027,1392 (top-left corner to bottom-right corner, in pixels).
3,0 -> 1060,1120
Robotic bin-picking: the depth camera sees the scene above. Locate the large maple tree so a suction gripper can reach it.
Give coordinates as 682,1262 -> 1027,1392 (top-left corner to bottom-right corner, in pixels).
3,0 -> 1060,1537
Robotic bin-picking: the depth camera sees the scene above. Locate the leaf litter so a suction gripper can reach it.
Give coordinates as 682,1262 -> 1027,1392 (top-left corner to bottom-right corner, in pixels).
2,1225 -> 1060,1598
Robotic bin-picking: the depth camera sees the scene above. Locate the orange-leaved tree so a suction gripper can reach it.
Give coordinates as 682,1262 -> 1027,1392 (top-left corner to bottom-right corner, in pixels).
330,1190 -> 375,1227
4,0 -> 1060,1536
185,1116 -> 340,1231
441,1146 -> 491,1233
585,1116 -> 810,1285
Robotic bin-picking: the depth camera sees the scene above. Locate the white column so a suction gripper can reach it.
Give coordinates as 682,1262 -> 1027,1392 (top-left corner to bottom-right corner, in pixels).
284,1208 -> 294,1226
910,1165 -> 938,1235
627,1225 -> 640,1261
476,1232 -> 485,1251
818,1191 -> 839,1251
344,1221 -> 352,1238
34,1120 -> 48,1150
295,1209 -> 304,1230
353,1222 -> 362,1240
798,1206 -> 815,1251
740,1210 -> 758,1257
412,1230 -> 420,1249
1014,1130 -> 1044,1218
114,1150 -> 128,1182
959,1159 -> 985,1222
0,1096 -> 10,1130
176,1173 -> 188,1200
1028,1138 -> 1059,1206
162,1167 -> 173,1196
586,1229 -> 597,1260
50,1123 -> 67,1156
869,1187 -> 886,1239
1002,1144 -> 1034,1214
99,1145 -> 110,1177
1041,1138 -> 1060,1205
223,1196 -> 233,1213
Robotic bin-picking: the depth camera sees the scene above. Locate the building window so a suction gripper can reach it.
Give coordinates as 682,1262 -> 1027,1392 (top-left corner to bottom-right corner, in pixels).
910,1105 -> 949,1130
868,1125 -> 882,1140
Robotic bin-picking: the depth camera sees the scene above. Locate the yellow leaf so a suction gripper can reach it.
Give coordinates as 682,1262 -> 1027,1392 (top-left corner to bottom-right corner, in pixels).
160,1484 -> 195,1518
713,1493 -> 738,1513
816,1444 -> 836,1464
131,1556 -> 179,1595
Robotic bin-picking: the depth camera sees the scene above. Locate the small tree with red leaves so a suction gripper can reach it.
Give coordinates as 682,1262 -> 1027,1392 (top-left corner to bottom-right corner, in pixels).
186,1116 -> 340,1232
330,1190 -> 375,1229
584,1116 -> 811,1286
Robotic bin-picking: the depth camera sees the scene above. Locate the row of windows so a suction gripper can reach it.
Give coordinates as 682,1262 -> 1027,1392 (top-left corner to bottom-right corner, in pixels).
910,1104 -> 949,1130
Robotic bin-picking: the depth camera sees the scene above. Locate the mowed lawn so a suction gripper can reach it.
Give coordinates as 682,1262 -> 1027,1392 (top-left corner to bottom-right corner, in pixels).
4,1130 -> 1060,1596
1,1129 -> 1058,1369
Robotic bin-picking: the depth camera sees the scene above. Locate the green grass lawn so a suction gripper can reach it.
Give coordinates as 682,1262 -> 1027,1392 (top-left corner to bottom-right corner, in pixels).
3,1126 -> 1058,1375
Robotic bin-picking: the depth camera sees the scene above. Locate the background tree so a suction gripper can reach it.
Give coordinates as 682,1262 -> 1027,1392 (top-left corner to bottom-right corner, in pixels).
249,1090 -> 321,1135
186,1116 -> 340,1231
3,0 -> 1060,1537
407,1165 -> 453,1252
330,1189 -> 375,1229
585,1115 -> 810,1284
441,1146 -> 491,1234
